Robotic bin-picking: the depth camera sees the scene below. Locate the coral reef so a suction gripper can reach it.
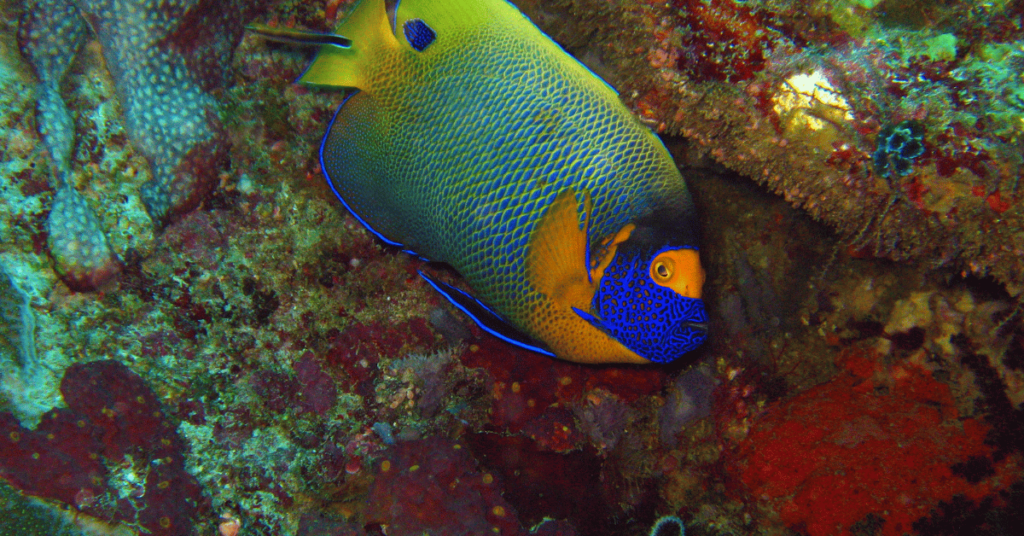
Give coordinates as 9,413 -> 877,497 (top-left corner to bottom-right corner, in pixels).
873,120 -> 926,179
658,364 -> 717,448
16,0 -> 261,291
0,480 -> 134,536
17,0 -> 120,291
0,263 -> 35,367
650,516 -> 685,536
16,0 -> 85,178
2,0 -> 1023,535
535,0 -> 1024,294
45,186 -> 121,291
73,0 -> 240,226
364,436 -> 526,536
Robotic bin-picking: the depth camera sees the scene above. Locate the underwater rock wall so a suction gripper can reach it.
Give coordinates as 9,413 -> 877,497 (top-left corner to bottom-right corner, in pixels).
525,0 -> 1024,295
1,0 -> 1023,535
0,361 -> 203,536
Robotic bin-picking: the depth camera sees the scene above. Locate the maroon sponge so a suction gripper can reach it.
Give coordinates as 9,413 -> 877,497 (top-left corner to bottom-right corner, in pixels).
365,436 -> 528,536
0,360 -> 205,536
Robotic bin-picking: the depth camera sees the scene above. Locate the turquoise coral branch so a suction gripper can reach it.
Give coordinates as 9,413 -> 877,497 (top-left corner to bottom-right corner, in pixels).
75,0 -> 236,227
17,0 -> 263,291
19,1 -> 120,291
0,264 -> 36,369
17,0 -> 86,181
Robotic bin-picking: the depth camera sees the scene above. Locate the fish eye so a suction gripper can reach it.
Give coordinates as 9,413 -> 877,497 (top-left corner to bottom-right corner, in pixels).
652,259 -> 673,282
649,248 -> 704,299
655,260 -> 671,280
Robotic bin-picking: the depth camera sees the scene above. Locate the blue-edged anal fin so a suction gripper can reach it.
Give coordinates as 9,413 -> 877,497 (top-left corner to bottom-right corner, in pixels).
418,270 -> 555,356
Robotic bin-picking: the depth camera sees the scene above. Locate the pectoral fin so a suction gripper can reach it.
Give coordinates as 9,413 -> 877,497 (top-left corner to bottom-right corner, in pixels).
572,306 -> 607,332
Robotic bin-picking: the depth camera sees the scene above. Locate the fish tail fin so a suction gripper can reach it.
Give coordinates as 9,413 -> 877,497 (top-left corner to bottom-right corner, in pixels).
299,0 -> 398,89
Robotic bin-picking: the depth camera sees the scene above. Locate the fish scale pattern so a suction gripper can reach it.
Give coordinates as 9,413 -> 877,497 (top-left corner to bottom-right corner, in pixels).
592,250 -> 708,362
321,20 -> 693,340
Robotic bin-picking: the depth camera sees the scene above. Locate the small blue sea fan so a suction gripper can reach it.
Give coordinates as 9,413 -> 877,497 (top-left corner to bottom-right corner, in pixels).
873,120 -> 925,178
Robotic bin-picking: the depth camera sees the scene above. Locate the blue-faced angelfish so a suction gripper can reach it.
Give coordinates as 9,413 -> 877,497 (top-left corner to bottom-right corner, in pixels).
249,0 -> 708,364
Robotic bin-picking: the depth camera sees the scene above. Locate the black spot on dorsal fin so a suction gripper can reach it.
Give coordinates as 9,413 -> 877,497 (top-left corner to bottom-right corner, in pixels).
403,18 -> 436,51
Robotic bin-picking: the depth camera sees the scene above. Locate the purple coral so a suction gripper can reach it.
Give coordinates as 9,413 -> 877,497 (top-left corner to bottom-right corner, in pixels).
659,365 -> 718,448
573,389 -> 629,452
294,351 -> 337,416
365,436 -> 529,536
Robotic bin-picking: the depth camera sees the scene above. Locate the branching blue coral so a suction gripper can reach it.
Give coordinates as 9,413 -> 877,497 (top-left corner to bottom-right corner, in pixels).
873,120 -> 925,179
16,0 -> 86,179
0,264 -> 36,368
17,0 -> 261,290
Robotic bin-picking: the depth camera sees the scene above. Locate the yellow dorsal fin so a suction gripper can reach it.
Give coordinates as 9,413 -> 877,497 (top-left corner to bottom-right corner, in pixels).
393,0 -> 616,94
298,0 -> 398,89
395,0 -> 512,36
525,190 -> 648,364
